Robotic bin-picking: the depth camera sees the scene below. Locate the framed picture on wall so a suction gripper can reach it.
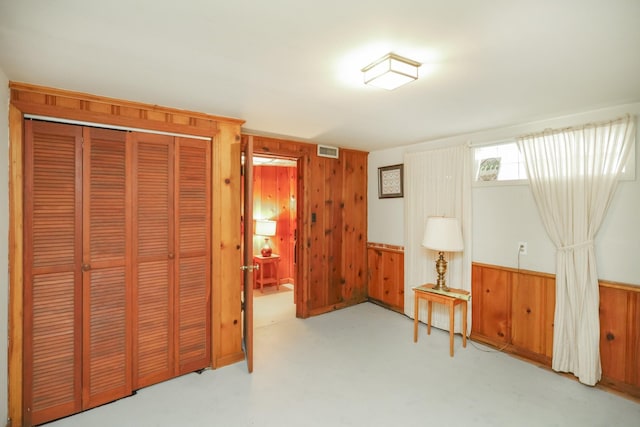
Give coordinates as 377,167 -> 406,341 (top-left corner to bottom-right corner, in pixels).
378,164 -> 404,198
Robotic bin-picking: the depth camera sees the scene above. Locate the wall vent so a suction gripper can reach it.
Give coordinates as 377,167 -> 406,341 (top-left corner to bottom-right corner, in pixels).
317,145 -> 339,159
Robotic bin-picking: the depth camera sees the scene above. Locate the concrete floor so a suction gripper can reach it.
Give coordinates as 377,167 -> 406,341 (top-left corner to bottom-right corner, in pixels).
48,302 -> 639,427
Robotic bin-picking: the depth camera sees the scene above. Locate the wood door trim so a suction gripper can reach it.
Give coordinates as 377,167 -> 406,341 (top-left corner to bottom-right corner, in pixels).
242,134 -> 313,318
8,104 -> 25,427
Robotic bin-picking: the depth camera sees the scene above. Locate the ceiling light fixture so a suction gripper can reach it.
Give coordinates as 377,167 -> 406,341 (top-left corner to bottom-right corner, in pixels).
361,53 -> 421,90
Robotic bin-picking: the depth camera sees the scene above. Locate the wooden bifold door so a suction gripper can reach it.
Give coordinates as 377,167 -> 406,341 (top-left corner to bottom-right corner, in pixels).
23,120 -> 211,426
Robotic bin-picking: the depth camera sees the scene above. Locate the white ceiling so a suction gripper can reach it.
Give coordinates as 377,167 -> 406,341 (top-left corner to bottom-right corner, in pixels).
1,1 -> 639,152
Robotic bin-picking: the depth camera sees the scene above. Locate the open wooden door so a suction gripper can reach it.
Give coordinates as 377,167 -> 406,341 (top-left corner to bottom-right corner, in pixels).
242,135 -> 255,372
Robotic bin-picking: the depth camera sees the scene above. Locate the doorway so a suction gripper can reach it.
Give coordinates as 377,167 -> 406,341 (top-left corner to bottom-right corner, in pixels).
252,156 -> 297,328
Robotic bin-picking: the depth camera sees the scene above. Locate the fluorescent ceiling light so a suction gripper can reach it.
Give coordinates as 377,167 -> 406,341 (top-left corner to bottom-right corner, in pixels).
361,53 -> 421,90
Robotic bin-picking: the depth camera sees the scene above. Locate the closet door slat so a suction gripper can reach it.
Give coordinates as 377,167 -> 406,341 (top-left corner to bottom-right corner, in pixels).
82,127 -> 132,409
175,138 -> 211,374
132,133 -> 175,388
24,121 -> 83,426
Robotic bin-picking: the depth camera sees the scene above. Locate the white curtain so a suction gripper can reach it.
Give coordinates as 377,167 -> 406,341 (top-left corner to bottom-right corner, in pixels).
404,145 -> 472,333
517,114 -> 636,385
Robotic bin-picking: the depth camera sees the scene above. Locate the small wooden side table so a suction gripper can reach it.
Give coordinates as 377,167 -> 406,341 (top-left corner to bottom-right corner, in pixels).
253,254 -> 280,293
413,284 -> 470,357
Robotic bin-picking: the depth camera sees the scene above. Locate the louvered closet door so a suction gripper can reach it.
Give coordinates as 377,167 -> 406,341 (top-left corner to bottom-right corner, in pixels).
175,137 -> 211,374
24,121 -> 83,426
132,133 -> 175,388
82,127 -> 132,409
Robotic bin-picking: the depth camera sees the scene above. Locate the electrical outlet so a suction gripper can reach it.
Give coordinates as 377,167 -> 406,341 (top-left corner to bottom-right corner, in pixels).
518,242 -> 528,255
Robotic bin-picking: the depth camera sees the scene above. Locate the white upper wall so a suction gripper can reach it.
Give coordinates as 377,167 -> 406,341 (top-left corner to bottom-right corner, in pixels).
0,66 -> 10,426
369,104 -> 640,285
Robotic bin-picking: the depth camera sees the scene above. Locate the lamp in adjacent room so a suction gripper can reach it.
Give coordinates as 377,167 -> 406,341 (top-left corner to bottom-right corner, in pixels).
255,219 -> 277,257
421,216 -> 464,291
361,53 -> 421,90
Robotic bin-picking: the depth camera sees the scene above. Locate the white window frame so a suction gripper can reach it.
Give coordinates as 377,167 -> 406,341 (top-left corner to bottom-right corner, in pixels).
472,141 -> 527,186
472,138 -> 636,187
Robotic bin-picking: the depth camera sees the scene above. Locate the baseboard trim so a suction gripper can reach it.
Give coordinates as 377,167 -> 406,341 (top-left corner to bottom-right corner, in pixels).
469,333 -> 640,403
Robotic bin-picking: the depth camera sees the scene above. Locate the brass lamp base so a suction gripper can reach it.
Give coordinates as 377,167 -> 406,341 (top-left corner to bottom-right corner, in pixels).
432,251 -> 449,291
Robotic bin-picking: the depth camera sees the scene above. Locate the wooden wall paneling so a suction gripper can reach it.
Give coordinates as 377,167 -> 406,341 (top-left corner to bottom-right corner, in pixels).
175,138 -> 211,374
599,286 -> 629,384
367,247 -> 383,302
288,165 -> 297,282
473,263 -> 639,400
276,166 -> 293,282
308,155 -> 328,310
543,275 -> 556,359
8,104 -> 25,427
274,166 -> 285,263
341,150 -> 367,304
471,264 -> 483,337
252,165 -> 296,284
261,165 -> 280,269
211,122 -> 244,367
252,165 -> 263,221
366,243 -> 404,312
296,157 -> 309,317
258,165 -> 277,220
383,251 -> 403,309
630,292 -> 640,388
82,127 -> 132,409
511,272 -> 546,357
247,134 -> 368,318
471,264 -> 510,344
24,121 -> 83,426
396,252 -> 405,309
328,156 -> 344,306
131,133 -> 175,389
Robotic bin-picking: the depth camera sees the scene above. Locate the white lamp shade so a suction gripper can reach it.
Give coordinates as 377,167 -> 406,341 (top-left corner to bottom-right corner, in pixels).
422,217 -> 463,252
255,219 -> 276,237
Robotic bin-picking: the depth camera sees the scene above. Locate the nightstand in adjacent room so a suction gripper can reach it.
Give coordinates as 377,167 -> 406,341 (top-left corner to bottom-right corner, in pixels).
413,283 -> 470,357
253,254 -> 281,293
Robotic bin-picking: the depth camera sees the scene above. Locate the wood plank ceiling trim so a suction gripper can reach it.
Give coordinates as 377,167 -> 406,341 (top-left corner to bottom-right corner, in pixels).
10,82 -> 244,137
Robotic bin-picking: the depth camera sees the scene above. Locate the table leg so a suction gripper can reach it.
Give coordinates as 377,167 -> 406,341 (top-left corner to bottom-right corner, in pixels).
427,301 -> 432,335
275,259 -> 280,290
413,294 -> 419,342
449,302 -> 455,357
462,300 -> 467,348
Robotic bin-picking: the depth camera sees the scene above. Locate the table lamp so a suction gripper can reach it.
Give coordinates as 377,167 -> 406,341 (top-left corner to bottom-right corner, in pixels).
255,219 -> 277,257
421,216 -> 464,291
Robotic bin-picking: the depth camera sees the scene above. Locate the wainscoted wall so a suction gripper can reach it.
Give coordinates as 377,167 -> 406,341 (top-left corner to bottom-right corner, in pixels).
367,243 -> 404,312
366,249 -> 640,399
471,262 -> 640,399
253,165 -> 297,283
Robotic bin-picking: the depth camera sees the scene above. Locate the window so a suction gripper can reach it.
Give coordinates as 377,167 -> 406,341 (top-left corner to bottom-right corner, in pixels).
473,137 -> 635,184
473,142 -> 527,183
